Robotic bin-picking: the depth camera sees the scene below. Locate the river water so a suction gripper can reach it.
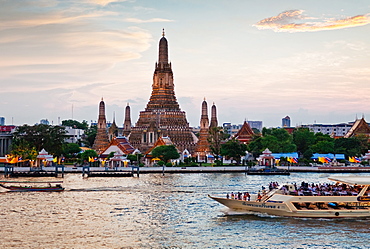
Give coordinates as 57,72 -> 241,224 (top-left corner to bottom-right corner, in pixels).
1,172 -> 370,248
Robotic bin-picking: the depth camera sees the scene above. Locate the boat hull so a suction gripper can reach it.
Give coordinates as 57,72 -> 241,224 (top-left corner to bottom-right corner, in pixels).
0,184 -> 64,192
209,196 -> 370,218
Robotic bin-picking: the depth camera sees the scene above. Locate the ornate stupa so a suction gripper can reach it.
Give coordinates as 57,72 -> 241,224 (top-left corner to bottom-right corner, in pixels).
92,98 -> 110,153
123,103 -> 131,137
194,99 -> 211,161
210,102 -> 218,128
108,112 -> 118,141
129,30 -> 197,153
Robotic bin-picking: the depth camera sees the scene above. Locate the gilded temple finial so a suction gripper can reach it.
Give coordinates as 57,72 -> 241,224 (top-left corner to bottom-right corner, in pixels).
162,28 -> 165,37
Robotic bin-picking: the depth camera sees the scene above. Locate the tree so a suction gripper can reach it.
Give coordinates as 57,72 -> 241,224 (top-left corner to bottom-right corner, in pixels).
334,137 -> 366,157
293,128 -> 316,159
248,128 -> 296,156
61,119 -> 89,130
220,138 -> 247,165
311,140 -> 335,154
80,150 -> 98,162
127,154 -> 143,165
208,127 -> 228,160
151,145 -> 180,163
12,124 -> 67,156
9,139 -> 38,160
62,143 -> 81,158
82,125 -> 97,147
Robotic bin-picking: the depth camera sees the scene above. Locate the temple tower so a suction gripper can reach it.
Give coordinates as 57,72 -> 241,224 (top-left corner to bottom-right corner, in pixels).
210,102 -> 218,128
194,99 -> 211,161
129,30 -> 197,153
108,112 -> 118,141
123,103 -> 131,137
92,98 -> 110,153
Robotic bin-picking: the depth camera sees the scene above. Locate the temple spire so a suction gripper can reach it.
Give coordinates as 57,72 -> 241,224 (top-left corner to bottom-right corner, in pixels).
158,29 -> 168,64
210,102 -> 218,128
123,103 -> 132,137
93,98 -> 109,152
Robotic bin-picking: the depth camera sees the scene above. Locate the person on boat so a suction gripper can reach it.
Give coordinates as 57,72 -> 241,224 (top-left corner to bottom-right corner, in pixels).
246,192 -> 250,201
257,191 -> 262,202
231,192 -> 234,199
226,193 -> 229,199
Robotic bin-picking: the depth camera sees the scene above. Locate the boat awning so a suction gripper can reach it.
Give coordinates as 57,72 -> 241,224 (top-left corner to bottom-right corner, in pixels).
328,176 -> 370,185
311,153 -> 345,160
271,153 -> 298,159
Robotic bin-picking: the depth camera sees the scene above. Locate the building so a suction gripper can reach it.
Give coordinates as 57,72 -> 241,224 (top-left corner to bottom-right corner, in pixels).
301,123 -> 353,137
40,119 -> 50,125
0,125 -> 15,156
129,30 -> 197,153
223,121 -> 262,136
248,121 -> 263,132
282,116 -> 291,127
0,117 -> 5,126
64,126 -> 85,144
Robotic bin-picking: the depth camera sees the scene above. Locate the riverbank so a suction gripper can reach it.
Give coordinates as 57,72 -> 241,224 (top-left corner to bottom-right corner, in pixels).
1,165 -> 370,175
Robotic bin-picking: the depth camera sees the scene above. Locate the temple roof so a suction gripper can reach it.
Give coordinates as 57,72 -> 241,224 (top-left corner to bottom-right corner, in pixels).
100,136 -> 135,156
233,121 -> 254,143
344,117 -> 370,138
145,136 -> 175,155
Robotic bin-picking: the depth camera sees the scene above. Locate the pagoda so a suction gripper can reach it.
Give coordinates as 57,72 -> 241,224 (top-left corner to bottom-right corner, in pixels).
194,99 -> 211,161
92,98 -> 110,153
129,30 -> 197,153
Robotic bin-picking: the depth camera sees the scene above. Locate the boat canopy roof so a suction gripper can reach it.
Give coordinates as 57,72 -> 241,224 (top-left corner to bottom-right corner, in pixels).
328,176 -> 370,186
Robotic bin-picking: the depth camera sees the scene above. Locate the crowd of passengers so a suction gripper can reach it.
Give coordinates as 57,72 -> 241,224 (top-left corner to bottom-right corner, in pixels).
226,181 -> 370,200
283,181 -> 363,196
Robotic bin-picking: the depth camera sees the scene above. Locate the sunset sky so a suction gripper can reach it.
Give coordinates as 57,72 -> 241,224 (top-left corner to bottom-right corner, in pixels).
1,0 -> 370,128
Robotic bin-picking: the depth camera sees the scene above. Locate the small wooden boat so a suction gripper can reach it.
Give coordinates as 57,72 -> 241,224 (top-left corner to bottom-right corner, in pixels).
0,181 -> 64,192
247,166 -> 290,175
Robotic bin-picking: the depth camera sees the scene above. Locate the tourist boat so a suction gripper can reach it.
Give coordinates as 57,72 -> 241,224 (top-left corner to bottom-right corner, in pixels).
0,181 -> 64,192
209,176 -> 370,218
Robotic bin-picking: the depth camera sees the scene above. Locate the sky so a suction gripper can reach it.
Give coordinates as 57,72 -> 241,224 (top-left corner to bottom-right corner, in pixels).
1,0 -> 370,128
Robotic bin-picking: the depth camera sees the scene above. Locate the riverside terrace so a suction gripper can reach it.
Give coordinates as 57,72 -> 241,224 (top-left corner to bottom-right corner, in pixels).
1,165 -> 370,177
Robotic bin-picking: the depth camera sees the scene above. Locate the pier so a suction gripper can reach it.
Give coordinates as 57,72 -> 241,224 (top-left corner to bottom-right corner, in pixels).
1,165 -> 370,178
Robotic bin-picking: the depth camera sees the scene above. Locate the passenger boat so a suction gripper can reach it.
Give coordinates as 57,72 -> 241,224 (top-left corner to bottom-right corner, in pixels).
0,181 -> 64,192
209,176 -> 370,218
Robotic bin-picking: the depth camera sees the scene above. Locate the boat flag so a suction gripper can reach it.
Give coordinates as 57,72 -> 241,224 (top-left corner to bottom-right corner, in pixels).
292,158 -> 298,163
9,157 -> 19,164
354,157 -> 361,163
348,156 -> 355,163
325,157 -> 332,163
53,157 -> 57,163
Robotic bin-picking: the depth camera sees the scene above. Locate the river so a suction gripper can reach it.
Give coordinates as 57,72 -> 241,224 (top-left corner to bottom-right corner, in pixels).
1,172 -> 369,248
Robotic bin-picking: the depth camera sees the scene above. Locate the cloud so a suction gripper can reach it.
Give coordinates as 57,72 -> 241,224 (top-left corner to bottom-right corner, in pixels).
254,10 -> 370,32
124,18 -> 174,23
85,0 -> 127,6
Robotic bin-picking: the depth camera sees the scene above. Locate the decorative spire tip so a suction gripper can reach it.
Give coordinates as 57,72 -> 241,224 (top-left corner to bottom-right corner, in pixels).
162,28 -> 165,37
